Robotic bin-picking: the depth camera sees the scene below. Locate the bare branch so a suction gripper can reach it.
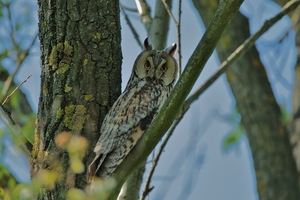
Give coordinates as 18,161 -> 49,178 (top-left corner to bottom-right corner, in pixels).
183,0 -> 300,112
140,1 -> 300,198
140,2 -> 184,198
7,2 -> 20,57
140,115 -> 183,200
148,0 -> 172,50
2,33 -> 38,99
2,75 -> 32,105
161,0 -> 178,25
135,0 -> 152,32
120,3 -> 138,12
118,1 -> 175,199
120,6 -> 143,49
106,1 -> 300,198
177,0 -> 182,74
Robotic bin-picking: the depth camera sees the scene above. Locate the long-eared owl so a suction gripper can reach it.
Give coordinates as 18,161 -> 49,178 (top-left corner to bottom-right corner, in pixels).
87,38 -> 178,182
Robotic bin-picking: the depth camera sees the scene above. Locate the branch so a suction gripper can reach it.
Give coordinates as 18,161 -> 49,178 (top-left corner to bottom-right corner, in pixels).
140,4 -> 300,197
182,0 -> 300,112
2,33 -> 38,100
109,1 -> 300,199
106,1 -> 244,199
161,0 -> 178,25
177,0 -> 183,74
118,163 -> 145,200
134,0 -> 152,32
0,104 -> 31,158
120,5 -> 143,49
148,0 -> 172,50
2,75 -> 32,105
120,4 -> 138,12
140,116 -> 182,200
117,1 -> 174,199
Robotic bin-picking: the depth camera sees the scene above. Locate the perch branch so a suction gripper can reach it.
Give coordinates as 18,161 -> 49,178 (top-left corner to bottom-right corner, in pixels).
107,1 -> 244,199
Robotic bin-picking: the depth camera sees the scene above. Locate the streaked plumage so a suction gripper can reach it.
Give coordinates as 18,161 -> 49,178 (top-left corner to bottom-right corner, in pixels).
87,38 -> 178,182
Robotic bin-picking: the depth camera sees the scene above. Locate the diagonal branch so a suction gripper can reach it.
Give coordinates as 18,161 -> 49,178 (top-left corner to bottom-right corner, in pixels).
183,0 -> 300,112
106,0 -> 244,199
2,75 -> 32,105
120,5 -> 143,49
106,0 -> 300,199
140,115 -> 182,200
140,2 -> 300,198
2,33 -> 38,100
161,0 -> 178,25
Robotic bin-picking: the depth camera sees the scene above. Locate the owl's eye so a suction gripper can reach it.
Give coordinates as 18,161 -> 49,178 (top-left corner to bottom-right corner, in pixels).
144,61 -> 151,69
161,64 -> 168,71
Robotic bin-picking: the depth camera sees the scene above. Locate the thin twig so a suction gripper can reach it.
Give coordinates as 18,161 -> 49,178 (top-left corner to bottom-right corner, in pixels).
182,0 -> 300,112
177,0 -> 182,75
7,2 -> 20,58
2,33 -> 38,99
140,115 -> 183,200
120,5 -> 143,49
120,3 -> 138,12
160,0 -> 182,74
161,0 -> 178,25
2,75 -> 32,105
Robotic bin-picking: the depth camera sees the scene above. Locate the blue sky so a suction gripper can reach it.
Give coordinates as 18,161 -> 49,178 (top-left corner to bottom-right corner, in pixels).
0,0 -> 296,199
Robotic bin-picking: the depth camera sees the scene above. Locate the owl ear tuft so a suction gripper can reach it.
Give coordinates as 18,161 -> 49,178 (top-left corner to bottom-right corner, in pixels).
143,38 -> 152,50
165,43 -> 177,56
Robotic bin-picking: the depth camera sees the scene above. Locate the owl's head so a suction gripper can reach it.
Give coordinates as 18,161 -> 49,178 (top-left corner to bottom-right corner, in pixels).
133,38 -> 178,86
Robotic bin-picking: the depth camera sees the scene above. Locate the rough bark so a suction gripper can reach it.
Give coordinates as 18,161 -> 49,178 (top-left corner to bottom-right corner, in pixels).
192,0 -> 300,199
31,0 -> 122,199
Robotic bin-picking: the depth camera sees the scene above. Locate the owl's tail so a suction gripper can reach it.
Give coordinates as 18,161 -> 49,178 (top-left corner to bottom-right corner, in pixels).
86,154 -> 106,183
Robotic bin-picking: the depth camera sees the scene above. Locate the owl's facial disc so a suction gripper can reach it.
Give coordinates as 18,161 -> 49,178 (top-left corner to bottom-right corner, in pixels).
135,50 -> 177,86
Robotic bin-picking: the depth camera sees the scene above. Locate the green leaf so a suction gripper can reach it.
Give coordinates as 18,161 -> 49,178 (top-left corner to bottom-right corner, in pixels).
223,124 -> 245,150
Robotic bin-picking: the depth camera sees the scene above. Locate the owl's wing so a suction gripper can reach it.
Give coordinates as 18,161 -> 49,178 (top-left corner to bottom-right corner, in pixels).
87,83 -> 165,180
95,82 -> 162,154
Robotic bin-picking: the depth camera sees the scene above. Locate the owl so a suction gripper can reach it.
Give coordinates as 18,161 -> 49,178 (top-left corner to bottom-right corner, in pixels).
87,38 -> 178,182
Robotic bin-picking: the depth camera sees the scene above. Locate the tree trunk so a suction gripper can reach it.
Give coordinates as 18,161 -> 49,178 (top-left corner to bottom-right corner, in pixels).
192,1 -> 300,199
31,0 -> 122,198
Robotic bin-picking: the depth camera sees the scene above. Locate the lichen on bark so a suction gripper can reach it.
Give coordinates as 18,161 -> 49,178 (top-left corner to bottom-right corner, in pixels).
32,0 -> 122,198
